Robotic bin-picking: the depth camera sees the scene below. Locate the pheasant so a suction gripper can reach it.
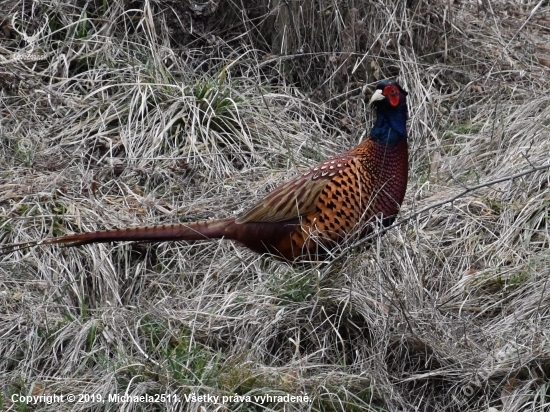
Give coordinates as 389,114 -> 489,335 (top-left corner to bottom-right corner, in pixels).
3,80 -> 409,262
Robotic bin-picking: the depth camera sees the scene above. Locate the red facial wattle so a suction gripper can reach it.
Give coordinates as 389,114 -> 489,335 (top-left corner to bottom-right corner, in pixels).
384,85 -> 400,107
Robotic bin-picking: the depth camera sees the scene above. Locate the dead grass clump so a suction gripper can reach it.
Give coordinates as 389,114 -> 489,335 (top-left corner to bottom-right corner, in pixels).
1,0 -> 550,411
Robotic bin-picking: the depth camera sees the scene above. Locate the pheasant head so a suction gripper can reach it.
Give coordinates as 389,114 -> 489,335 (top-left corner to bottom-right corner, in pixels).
368,80 -> 409,145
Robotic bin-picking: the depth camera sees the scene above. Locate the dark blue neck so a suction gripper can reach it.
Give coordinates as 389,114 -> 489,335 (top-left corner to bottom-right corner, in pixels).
370,109 -> 408,146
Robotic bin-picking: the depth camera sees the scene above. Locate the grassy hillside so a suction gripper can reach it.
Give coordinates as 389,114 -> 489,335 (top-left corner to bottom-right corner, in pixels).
1,0 -> 550,410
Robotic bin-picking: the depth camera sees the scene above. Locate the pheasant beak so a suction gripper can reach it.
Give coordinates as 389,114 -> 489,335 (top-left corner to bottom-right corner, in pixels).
369,89 -> 385,105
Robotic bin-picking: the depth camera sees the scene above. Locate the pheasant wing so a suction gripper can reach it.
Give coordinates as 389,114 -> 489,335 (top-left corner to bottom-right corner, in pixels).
236,153 -> 353,223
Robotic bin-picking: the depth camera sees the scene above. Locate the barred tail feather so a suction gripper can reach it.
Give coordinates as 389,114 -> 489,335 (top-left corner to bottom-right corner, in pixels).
0,240 -> 41,255
42,218 -> 236,247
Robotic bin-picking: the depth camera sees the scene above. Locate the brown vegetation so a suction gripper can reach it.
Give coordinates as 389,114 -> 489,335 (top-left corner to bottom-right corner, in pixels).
1,0 -> 549,410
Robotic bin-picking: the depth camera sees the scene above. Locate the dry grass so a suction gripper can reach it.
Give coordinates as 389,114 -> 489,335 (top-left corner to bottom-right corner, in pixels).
1,0 -> 550,411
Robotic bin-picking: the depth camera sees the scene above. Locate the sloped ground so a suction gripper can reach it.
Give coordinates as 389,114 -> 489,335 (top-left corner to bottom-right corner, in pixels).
1,0 -> 549,411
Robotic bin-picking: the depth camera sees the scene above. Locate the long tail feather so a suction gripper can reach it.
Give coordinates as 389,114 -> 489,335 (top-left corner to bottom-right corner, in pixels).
0,240 -> 41,255
0,219 -> 236,254
44,218 -> 236,246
